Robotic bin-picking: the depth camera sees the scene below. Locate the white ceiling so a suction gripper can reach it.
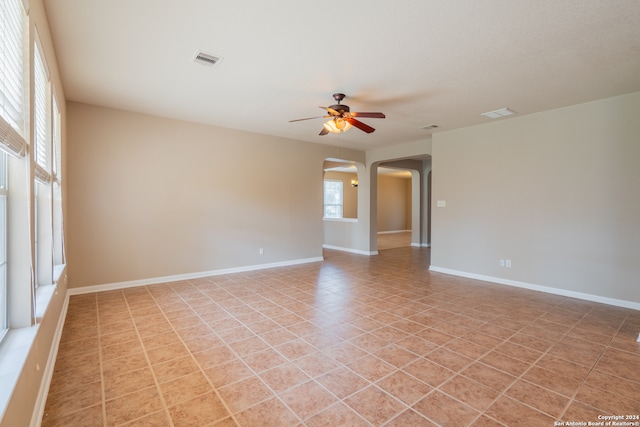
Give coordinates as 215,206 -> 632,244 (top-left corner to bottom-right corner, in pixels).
43,0 -> 640,151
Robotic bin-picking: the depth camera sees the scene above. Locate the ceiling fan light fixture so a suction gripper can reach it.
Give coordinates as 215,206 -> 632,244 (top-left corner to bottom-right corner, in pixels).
323,118 -> 352,134
291,93 -> 382,135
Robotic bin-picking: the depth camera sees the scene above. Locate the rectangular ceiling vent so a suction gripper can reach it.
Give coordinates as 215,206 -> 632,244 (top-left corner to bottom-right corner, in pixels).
192,51 -> 223,68
481,108 -> 516,119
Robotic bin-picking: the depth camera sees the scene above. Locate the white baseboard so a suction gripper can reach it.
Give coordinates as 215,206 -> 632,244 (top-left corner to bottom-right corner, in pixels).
429,265 -> 640,311
377,230 -> 411,235
30,294 -> 69,427
323,244 -> 378,256
68,257 -> 324,296
411,243 -> 431,248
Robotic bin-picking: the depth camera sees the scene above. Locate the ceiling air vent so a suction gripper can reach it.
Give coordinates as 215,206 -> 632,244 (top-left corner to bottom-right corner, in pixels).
192,51 -> 223,68
481,108 -> 516,119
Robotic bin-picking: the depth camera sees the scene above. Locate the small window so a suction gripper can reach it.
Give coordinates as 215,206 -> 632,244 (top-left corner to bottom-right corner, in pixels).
323,180 -> 343,218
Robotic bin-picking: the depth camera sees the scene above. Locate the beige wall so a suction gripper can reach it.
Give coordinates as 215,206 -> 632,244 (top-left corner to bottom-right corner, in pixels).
431,92 -> 640,305
377,175 -> 411,232
66,102 -> 365,288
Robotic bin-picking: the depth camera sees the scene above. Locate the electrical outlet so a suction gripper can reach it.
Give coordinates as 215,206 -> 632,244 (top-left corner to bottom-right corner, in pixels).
506,259 -> 512,268
499,259 -> 505,267
259,248 -> 264,255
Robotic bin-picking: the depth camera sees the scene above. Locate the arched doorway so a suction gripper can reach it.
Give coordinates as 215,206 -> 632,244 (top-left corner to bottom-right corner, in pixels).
370,157 -> 431,253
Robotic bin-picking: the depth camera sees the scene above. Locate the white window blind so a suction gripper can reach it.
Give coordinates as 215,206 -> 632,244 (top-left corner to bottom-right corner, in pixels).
34,42 -> 51,183
0,0 -> 27,158
52,97 -> 61,180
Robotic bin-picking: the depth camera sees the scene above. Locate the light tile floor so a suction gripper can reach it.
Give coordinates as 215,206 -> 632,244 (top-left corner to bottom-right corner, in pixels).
42,247 -> 640,426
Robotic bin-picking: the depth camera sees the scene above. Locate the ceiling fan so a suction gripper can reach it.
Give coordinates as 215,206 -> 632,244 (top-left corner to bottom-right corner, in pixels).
289,93 -> 385,136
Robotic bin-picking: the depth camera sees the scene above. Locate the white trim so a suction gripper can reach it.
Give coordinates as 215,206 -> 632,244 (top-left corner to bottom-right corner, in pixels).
30,294 -> 68,427
323,218 -> 357,223
428,266 -> 640,311
67,257 -> 324,296
411,242 -> 430,248
323,244 -> 378,256
377,230 -> 411,235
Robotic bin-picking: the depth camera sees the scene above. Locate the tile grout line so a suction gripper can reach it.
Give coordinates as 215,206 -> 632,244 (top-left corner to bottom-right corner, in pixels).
143,282 -> 242,426
188,276 -> 403,425
190,275 -> 391,423
422,299 -> 596,425
196,277 -> 356,425
122,287 -> 178,427
96,293 -> 108,427
181,279 -> 303,426
558,309 -> 635,419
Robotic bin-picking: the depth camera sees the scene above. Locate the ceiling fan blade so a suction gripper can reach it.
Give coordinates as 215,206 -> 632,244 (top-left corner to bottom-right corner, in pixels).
346,118 -> 376,133
289,116 -> 325,122
319,127 -> 329,136
351,112 -> 385,119
320,106 -> 341,116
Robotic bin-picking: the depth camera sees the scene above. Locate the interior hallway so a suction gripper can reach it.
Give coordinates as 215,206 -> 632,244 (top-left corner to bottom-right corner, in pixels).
42,247 -> 640,426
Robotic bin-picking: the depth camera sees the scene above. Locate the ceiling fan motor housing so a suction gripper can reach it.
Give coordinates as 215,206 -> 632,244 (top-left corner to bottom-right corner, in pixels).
329,104 -> 350,115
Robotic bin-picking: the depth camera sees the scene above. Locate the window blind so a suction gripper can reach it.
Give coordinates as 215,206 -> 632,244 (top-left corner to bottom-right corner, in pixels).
34,42 -> 50,174
52,97 -> 61,181
0,118 -> 26,157
0,0 -> 27,158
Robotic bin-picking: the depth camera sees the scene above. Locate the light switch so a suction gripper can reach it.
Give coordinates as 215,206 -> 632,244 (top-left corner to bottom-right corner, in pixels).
437,200 -> 446,208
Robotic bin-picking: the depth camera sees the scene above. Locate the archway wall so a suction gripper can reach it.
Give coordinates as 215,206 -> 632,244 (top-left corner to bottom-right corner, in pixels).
366,139 -> 433,253
323,161 -> 374,254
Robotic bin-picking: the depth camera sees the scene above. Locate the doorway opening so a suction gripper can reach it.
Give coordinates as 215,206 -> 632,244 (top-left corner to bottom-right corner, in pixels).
372,157 -> 431,253
377,167 -> 412,250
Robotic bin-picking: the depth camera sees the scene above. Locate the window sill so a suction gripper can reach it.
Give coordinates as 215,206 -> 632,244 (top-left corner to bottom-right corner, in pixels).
323,217 -> 358,223
35,285 -> 56,321
53,263 -> 66,284
36,264 -> 65,321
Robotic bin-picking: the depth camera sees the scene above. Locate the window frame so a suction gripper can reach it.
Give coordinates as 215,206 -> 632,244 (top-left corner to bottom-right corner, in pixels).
0,0 -> 28,342
0,153 -> 7,340
323,179 -> 344,219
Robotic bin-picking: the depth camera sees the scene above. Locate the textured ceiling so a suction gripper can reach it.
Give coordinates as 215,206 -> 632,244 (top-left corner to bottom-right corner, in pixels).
44,0 -> 640,150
